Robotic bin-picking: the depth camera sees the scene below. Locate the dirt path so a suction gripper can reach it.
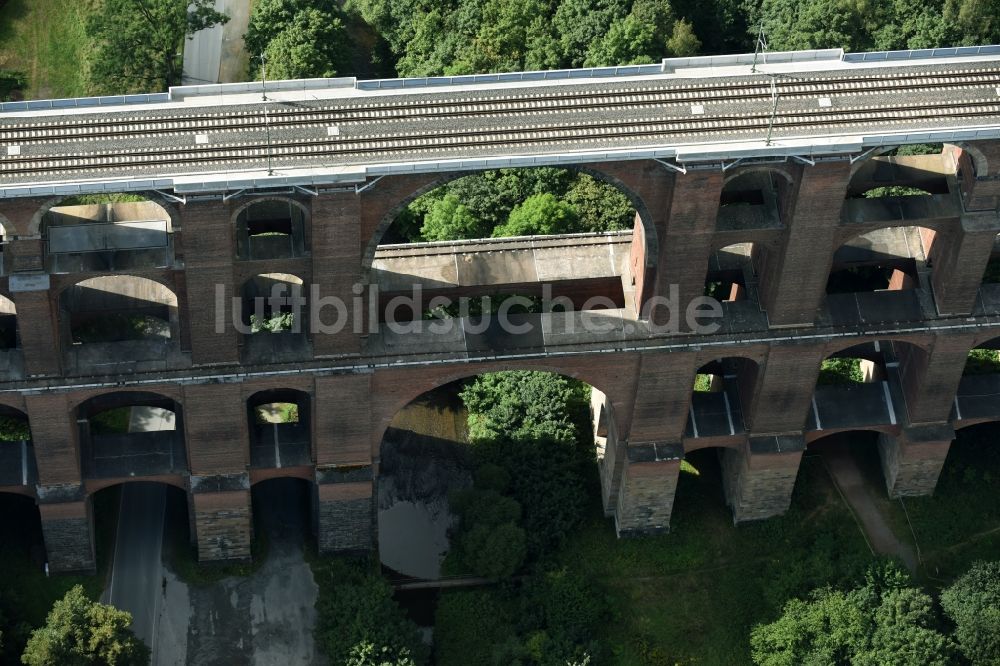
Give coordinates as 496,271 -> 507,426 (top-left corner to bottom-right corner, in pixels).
818,440 -> 919,572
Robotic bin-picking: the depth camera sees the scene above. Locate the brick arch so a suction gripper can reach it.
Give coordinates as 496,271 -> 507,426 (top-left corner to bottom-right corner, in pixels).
360,164 -> 659,283
74,389 -> 183,419
683,440 -> 744,453
822,336 -> 931,359
250,470 -> 315,486
952,142 -> 989,178
721,164 -> 797,187
970,331 -> 1000,349
372,360 -> 634,453
847,145 -> 901,178
804,426 -> 900,446
84,476 -> 189,496
27,192 -> 182,236
0,212 -> 14,238
0,486 -> 37,499
229,196 -> 311,225
831,223 -> 946,273
55,272 -> 179,301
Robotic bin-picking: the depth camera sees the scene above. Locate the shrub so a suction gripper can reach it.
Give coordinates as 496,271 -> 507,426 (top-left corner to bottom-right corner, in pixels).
941,560 -> 1000,665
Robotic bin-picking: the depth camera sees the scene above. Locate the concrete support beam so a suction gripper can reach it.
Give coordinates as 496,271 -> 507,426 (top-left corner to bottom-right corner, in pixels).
39,498 -> 95,573
722,435 -> 804,523
878,424 -> 953,497
931,211 -> 999,315
614,443 -> 682,536
316,466 -> 373,552
191,489 -> 252,562
760,161 -> 852,327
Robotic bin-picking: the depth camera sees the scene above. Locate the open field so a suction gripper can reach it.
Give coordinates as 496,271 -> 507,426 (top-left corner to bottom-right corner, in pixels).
0,0 -> 91,99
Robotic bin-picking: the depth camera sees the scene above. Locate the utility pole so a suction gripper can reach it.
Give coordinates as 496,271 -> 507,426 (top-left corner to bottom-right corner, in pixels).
259,53 -> 274,175
751,20 -> 768,74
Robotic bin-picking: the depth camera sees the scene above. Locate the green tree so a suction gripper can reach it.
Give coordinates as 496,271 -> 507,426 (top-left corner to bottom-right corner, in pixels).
313,559 -> 427,665
667,18 -> 702,56
85,0 -> 228,94
493,193 -> 580,237
346,641 -> 418,666
246,0 -> 349,79
460,371 -> 589,445
419,193 -> 488,241
750,563 -> 954,666
941,560 -> 1000,665
584,0 -> 674,66
21,585 -> 149,666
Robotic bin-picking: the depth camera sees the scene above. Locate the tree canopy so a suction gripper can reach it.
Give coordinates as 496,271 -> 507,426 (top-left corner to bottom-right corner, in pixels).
750,562 -> 955,666
20,586 -> 148,666
85,0 -> 228,95
245,0 -> 350,79
940,560 -> 1000,665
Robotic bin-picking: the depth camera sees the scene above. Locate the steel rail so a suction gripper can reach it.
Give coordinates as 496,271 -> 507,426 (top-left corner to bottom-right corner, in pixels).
1,68 -> 998,144
2,99 -> 999,179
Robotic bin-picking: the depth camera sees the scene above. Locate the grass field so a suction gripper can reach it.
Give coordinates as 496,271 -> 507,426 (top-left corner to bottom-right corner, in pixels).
0,0 -> 91,99
434,451 -> 879,666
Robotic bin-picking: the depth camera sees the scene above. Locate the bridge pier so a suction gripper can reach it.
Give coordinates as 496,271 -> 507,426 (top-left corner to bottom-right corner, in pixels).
614,443 -> 682,536
722,435 -> 805,523
316,465 -> 374,552
878,424 -> 954,497
39,489 -> 96,574
191,487 -> 253,562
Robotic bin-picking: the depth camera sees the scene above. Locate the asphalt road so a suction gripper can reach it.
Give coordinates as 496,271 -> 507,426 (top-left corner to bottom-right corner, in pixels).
106,482 -> 167,649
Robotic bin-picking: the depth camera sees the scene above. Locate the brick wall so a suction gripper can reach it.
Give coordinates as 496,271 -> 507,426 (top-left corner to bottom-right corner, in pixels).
192,490 -> 252,561
39,499 -> 95,573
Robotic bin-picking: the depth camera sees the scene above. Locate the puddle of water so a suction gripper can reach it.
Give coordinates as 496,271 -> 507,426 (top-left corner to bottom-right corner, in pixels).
378,499 -> 453,580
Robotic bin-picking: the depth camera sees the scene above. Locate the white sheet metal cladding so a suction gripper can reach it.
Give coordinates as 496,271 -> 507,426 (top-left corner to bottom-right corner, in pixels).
48,220 -> 168,253
3,46 -> 1000,198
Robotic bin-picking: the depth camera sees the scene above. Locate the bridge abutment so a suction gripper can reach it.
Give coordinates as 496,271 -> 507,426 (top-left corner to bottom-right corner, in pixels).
38,489 -> 95,574
191,488 -> 253,562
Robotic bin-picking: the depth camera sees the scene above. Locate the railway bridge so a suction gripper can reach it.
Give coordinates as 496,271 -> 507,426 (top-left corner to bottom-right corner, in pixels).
3,47 -> 1000,571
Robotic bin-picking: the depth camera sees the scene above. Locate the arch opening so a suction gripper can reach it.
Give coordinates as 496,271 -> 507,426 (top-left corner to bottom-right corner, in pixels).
250,476 -> 316,550
60,275 -> 180,373
77,392 -> 186,481
0,407 -> 34,488
689,357 -> 759,438
955,337 -> 1000,425
809,341 -> 925,433
0,294 -> 19,351
41,195 -> 174,273
846,147 -> 950,200
826,226 -> 936,297
248,389 -> 311,470
239,273 -> 312,363
378,370 -> 607,581
371,167 -> 651,321
717,170 -> 791,231
705,242 -> 767,310
235,199 -> 308,261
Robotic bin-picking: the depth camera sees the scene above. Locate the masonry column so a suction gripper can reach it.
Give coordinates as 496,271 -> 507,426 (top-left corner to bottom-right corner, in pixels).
953,140 -> 1000,211
759,161 -> 852,327
25,392 -> 95,572
314,373 -> 374,551
614,443 -> 682,536
746,344 -> 825,434
3,220 -> 61,376
878,423 -> 954,497
183,383 -> 252,561
652,171 -> 723,328
311,192 -> 363,357
896,333 -> 975,425
179,200 -> 239,365
930,210 -> 998,315
722,435 -> 804,522
605,351 -> 698,515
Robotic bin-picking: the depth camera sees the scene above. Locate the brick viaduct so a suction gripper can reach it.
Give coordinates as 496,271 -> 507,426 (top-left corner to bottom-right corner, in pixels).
2,141 -> 1000,572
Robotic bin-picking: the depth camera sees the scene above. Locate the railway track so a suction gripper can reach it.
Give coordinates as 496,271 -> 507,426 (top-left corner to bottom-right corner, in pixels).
0,67 -> 998,146
2,95 -> 998,178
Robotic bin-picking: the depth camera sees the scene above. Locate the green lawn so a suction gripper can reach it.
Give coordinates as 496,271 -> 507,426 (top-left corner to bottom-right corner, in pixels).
896,424 -> 1000,584
0,0 -> 91,99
